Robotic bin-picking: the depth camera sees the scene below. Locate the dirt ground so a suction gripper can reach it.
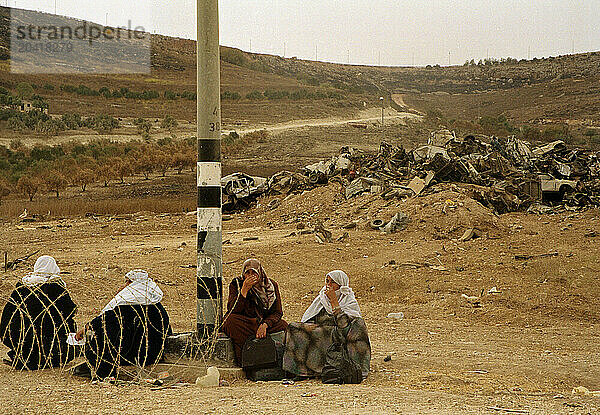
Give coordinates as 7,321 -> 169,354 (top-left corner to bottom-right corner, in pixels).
1,180 -> 600,414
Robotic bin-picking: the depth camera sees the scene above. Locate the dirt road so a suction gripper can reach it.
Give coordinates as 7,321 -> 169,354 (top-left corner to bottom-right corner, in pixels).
229,107 -> 422,135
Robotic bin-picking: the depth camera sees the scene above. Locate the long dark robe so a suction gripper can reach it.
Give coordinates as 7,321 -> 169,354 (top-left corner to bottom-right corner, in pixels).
84,303 -> 171,379
0,281 -> 77,370
221,278 -> 288,364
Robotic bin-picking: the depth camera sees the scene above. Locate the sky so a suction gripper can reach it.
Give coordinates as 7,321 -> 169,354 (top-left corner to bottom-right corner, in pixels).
10,0 -> 600,66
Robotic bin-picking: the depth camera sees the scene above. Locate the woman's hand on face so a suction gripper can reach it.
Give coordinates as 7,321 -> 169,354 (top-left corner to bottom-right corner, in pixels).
241,272 -> 259,297
256,323 -> 267,339
325,285 -> 339,308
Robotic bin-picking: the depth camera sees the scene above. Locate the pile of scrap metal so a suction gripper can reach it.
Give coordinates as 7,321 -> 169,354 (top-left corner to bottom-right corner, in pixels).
300,132 -> 600,214
221,131 -> 600,214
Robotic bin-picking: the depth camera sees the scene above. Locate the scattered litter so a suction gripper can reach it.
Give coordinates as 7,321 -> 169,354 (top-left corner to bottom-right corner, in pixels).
370,219 -> 385,230
572,386 -> 600,397
381,211 -> 410,234
314,222 -> 332,243
461,294 -> 481,307
458,228 -> 480,242
488,286 -> 502,294
196,367 -> 220,387
487,406 -> 529,414
514,251 -> 559,260
386,312 -> 404,320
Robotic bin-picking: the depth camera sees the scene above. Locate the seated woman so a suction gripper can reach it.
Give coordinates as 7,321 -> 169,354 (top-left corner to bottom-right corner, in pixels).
0,255 -> 77,370
283,270 -> 371,380
75,270 -> 170,379
221,258 -> 288,364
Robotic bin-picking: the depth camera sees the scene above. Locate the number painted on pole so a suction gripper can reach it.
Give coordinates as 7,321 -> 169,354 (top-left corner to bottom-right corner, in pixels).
209,122 -> 221,132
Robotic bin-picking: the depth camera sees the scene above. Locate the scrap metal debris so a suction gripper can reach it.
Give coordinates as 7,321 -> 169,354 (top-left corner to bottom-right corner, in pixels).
223,130 -> 600,215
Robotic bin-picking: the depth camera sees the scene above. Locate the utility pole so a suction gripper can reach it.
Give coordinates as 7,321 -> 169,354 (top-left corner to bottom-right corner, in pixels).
448,51 -> 450,66
315,45 -> 318,61
196,0 -> 223,339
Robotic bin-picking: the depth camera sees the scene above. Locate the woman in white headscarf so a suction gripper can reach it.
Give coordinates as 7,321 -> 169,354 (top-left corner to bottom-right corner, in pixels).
283,270 -> 371,380
75,270 -> 171,379
0,255 -> 78,370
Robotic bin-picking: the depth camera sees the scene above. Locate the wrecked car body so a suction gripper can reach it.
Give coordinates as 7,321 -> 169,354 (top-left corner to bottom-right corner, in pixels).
221,173 -> 268,211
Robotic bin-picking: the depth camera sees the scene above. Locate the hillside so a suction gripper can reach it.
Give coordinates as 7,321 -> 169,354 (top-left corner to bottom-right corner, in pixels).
0,6 -> 598,142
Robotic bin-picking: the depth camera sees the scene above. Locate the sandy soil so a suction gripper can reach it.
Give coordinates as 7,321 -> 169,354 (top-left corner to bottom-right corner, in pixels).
1,182 -> 599,414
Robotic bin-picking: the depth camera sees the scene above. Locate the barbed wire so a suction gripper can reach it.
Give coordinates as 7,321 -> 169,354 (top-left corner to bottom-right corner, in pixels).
0,264 -> 229,387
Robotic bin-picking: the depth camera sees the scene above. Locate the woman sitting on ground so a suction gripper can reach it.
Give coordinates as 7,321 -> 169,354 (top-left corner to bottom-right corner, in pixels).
221,258 -> 288,364
75,269 -> 171,379
282,270 -> 371,380
0,255 -> 77,370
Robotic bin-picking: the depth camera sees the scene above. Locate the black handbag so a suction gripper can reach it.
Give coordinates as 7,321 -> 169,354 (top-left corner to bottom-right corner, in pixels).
321,327 -> 362,384
241,336 -> 278,371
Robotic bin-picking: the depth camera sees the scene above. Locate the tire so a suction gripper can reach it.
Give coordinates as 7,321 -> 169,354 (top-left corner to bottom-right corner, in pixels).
370,219 -> 384,229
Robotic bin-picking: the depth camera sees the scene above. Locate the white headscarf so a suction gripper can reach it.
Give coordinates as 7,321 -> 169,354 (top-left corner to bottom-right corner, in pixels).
301,270 -> 362,323
101,270 -> 164,313
22,255 -> 65,287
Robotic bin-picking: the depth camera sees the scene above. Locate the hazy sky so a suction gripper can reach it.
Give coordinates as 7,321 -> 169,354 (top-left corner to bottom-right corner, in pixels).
12,0 -> 600,66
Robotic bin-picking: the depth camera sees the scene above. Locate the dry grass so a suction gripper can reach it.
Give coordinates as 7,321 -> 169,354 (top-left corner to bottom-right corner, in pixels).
1,196 -> 195,219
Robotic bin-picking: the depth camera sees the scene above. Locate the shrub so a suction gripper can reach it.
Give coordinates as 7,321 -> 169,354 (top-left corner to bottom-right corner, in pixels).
245,90 -> 263,100
221,48 -> 248,67
134,117 -> 152,138
164,90 -> 178,100
16,82 -> 34,99
34,119 -> 65,136
180,91 -> 196,100
263,90 -> 289,100
221,91 -> 241,100
8,117 -> 26,131
31,95 -> 49,110
92,114 -> 119,134
161,115 -> 178,131
61,113 -> 83,130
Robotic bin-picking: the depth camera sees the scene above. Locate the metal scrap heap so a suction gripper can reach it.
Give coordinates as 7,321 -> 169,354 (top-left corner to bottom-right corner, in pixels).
300,132 -> 600,214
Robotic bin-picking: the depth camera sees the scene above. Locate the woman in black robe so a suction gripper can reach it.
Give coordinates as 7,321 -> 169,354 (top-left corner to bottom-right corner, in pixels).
75,270 -> 171,379
0,255 -> 77,370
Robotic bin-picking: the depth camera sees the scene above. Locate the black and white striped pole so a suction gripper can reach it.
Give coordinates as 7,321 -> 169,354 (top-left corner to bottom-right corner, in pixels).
196,0 -> 222,338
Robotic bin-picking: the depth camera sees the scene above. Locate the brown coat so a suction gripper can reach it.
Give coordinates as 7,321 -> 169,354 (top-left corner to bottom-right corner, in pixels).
222,278 -> 288,363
